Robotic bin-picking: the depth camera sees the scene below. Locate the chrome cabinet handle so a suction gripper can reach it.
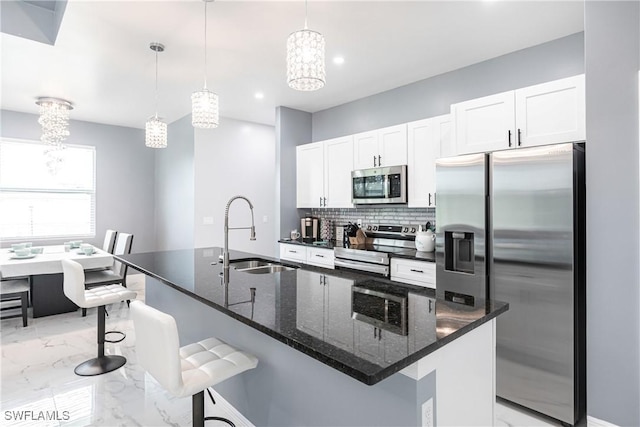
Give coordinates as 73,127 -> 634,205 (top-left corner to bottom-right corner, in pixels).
323,197 -> 327,207
290,250 -> 297,253
428,193 -> 432,206
319,196 -> 322,207
373,155 -> 377,167
410,269 -> 424,274
316,254 -> 324,258
508,130 -> 512,147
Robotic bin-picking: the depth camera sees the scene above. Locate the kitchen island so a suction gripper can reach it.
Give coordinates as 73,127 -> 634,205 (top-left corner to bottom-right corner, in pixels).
118,247 -> 508,426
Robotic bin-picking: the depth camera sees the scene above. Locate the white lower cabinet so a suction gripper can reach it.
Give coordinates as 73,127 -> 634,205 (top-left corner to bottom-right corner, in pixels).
296,270 -> 325,340
279,243 -> 335,268
306,247 -> 335,269
390,258 -> 436,289
279,243 -> 307,263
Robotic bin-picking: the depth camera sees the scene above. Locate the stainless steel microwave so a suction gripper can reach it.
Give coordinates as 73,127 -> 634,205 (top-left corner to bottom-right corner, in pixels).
351,165 -> 407,205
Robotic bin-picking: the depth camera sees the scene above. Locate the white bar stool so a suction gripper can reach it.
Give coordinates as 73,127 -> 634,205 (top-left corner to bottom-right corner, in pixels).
62,259 -> 136,376
0,277 -> 30,327
130,301 -> 258,427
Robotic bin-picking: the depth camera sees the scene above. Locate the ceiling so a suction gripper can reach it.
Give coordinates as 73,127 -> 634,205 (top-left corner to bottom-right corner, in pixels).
1,1 -> 584,129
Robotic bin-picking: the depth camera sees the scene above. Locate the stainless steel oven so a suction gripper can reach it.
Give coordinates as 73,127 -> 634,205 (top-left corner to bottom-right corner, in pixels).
352,165 -> 407,205
352,281 -> 408,335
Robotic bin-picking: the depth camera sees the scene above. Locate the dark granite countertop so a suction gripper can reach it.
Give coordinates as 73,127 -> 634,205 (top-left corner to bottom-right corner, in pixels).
118,247 -> 507,385
278,239 -> 436,262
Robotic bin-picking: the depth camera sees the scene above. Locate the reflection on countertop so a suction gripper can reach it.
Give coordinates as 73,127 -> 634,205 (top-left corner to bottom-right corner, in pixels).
118,247 -> 506,385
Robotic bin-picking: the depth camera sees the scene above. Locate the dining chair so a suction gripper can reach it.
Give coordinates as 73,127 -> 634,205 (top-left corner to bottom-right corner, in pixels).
0,276 -> 30,327
130,301 -> 258,427
62,259 -> 136,376
82,233 -> 133,317
103,229 -> 118,254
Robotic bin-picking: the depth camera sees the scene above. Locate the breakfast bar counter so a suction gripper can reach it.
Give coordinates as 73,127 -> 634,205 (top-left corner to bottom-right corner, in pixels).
119,247 -> 508,426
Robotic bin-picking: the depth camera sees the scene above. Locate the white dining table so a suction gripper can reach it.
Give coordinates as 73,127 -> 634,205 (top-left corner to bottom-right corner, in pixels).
0,245 -> 113,278
0,245 -> 114,317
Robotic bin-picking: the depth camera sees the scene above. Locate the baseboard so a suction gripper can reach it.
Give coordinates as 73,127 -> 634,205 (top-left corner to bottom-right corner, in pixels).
588,415 -> 619,427
208,388 -> 255,427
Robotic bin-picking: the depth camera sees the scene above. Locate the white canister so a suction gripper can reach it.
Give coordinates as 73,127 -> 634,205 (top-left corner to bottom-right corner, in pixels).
415,229 -> 435,252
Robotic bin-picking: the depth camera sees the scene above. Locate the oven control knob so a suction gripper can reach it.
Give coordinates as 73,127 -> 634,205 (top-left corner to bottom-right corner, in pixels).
411,227 -> 416,233
402,227 -> 409,233
366,225 -> 372,231
373,226 -> 378,231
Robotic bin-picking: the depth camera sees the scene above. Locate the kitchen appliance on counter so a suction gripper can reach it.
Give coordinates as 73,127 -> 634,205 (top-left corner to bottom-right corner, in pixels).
334,224 -> 420,277
351,165 -> 407,205
300,216 -> 320,242
435,143 -> 586,425
352,280 -> 408,336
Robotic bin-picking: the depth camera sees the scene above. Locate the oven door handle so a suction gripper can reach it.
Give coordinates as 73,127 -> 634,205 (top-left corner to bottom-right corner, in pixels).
334,258 -> 389,276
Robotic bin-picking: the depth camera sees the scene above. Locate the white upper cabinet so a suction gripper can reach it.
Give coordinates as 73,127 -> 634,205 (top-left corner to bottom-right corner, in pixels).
515,74 -> 585,147
296,142 -> 325,208
353,124 -> 407,169
453,75 -> 585,155
453,91 -> 516,155
407,114 -> 450,208
297,136 -> 354,208
323,136 -> 354,208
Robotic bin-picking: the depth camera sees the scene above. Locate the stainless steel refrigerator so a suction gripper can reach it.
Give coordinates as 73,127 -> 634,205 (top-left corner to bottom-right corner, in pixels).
435,142 -> 586,425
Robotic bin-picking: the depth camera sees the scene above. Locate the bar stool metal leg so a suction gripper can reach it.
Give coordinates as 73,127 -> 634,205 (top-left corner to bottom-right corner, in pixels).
74,306 -> 126,376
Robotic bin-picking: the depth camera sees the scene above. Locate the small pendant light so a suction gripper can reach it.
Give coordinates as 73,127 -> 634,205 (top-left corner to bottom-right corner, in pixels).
145,42 -> 168,148
191,0 -> 219,128
286,0 -> 326,91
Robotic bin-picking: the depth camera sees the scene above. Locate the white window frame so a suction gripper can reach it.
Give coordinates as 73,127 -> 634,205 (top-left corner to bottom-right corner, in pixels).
0,138 -> 96,241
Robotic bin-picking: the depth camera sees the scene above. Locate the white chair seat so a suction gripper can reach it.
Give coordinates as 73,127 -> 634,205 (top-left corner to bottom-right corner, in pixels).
81,284 -> 136,309
177,337 -> 259,398
1,278 -> 30,295
84,270 -> 123,286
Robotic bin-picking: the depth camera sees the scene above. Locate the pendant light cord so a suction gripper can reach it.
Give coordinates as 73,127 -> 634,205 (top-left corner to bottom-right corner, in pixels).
154,48 -> 159,119
304,0 -> 308,29
203,0 -> 208,89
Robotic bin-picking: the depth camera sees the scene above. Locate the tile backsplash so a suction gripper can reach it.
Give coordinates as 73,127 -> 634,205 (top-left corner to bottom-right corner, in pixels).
304,207 -> 435,241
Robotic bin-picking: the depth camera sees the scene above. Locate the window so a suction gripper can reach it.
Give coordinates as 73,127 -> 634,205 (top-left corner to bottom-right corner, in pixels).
0,139 -> 96,240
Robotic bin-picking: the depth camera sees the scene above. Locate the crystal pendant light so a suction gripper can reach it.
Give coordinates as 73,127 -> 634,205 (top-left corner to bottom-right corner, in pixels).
286,0 -> 325,91
36,97 -> 73,147
192,0 -> 219,128
145,42 -> 168,148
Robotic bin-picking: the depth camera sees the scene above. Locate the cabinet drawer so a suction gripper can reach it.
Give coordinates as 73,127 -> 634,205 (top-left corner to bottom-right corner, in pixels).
390,258 -> 435,289
306,247 -> 335,269
279,244 -> 307,262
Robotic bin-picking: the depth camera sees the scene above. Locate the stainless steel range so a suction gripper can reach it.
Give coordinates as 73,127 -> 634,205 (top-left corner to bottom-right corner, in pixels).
334,224 -> 421,277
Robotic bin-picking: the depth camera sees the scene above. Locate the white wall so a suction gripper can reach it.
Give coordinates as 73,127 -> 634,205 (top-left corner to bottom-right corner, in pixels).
193,117 -> 276,257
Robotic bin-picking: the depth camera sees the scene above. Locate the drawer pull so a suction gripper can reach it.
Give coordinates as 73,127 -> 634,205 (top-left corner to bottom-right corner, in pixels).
290,250 -> 297,253
316,254 -> 324,258
410,269 -> 424,273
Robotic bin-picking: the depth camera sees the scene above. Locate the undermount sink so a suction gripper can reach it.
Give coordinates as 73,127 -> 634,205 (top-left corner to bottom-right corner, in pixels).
230,258 -> 298,274
240,265 -> 297,274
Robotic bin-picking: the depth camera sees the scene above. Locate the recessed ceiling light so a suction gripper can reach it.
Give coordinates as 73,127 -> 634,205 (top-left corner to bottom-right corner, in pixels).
333,56 -> 345,65
254,92 -> 264,100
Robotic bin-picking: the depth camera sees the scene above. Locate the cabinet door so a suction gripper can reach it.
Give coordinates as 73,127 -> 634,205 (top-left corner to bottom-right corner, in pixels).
408,294 -> 436,353
382,330 -> 409,364
296,142 -> 325,208
407,118 -> 433,208
378,124 -> 408,167
434,113 -> 453,159
353,130 -> 379,169
515,74 -> 585,148
453,91 -> 515,155
324,136 -> 354,208
324,276 -> 354,352
295,270 -> 325,340
354,322 -> 383,364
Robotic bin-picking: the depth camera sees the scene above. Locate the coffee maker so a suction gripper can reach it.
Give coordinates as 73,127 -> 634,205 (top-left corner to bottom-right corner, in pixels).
300,216 -> 320,242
